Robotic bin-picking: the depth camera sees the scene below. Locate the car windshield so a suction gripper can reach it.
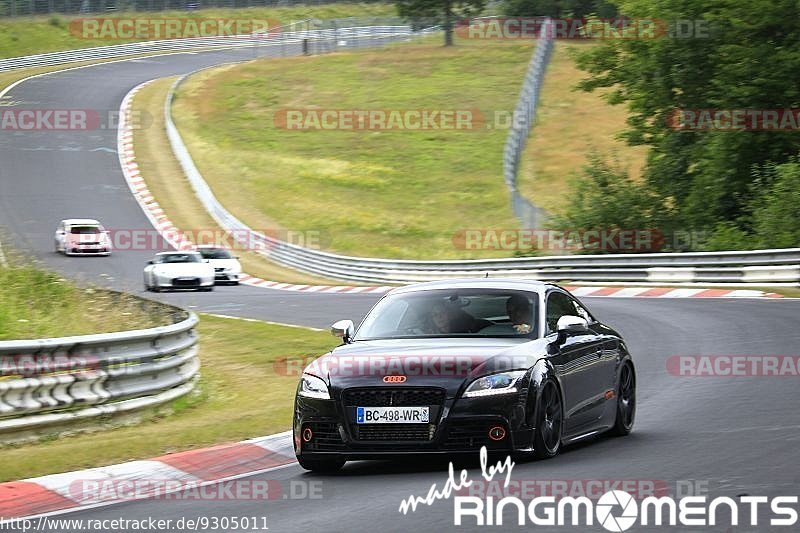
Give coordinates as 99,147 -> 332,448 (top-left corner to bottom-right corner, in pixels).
355,289 -> 539,340
199,248 -> 233,259
156,254 -> 201,264
69,226 -> 100,234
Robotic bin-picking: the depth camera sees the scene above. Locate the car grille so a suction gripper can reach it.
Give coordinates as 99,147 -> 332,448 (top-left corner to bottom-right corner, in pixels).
172,277 -> 200,288
342,387 -> 444,442
355,424 -> 434,441
342,387 -> 445,407
443,420 -> 511,450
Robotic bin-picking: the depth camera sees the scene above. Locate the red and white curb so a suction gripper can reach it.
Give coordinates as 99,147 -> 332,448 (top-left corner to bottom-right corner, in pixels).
562,286 -> 782,298
0,431 -> 295,521
116,84 -> 783,300
117,82 -> 390,295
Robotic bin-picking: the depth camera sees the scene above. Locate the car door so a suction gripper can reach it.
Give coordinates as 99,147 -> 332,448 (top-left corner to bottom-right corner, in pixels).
544,290 -> 606,435
568,295 -> 620,429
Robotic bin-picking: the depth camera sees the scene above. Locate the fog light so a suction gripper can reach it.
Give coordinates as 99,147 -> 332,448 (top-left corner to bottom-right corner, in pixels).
488,426 -> 506,441
302,427 -> 313,443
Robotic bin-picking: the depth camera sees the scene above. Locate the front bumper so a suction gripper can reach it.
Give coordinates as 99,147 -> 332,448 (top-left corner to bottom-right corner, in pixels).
213,270 -> 240,283
66,245 -> 111,256
152,277 -> 214,290
294,388 -> 532,459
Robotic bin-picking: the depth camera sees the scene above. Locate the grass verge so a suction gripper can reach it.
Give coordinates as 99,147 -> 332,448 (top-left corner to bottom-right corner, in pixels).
0,4 -> 397,59
132,78 -> 345,285
517,41 -> 648,214
0,251 -> 167,340
0,314 -> 335,481
172,39 -> 532,260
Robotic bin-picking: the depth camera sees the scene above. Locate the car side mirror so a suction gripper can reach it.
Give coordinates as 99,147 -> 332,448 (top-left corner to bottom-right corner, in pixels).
547,315 -> 589,354
147,260 -> 153,265
557,315 -> 589,334
331,319 -> 354,344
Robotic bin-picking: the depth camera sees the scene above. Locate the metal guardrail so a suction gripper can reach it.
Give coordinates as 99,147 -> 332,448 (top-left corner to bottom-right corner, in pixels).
503,17 -> 553,229
0,309 -> 200,439
0,23 -> 423,72
0,0 -> 370,17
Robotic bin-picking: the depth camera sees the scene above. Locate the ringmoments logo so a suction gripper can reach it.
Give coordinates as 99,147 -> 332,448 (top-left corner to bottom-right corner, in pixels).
398,448 -> 799,530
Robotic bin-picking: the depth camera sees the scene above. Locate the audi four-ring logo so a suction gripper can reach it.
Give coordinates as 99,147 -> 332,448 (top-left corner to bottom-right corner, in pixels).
383,375 -> 407,383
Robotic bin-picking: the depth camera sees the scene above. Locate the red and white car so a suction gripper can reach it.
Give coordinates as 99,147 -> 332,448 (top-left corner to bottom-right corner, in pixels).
54,219 -> 112,256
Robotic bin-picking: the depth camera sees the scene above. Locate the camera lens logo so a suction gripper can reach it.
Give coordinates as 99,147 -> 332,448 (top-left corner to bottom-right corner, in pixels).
596,490 -> 638,532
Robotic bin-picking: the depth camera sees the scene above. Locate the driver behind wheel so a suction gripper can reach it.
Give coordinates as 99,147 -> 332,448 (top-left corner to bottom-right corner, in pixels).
506,294 -> 533,334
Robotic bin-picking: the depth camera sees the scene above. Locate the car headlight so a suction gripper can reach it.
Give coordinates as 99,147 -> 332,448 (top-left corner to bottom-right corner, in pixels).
463,371 -> 526,398
298,373 -> 330,400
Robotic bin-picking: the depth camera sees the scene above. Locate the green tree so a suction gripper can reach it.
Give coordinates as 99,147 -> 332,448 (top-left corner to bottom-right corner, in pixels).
503,0 -> 616,18
750,158 -> 800,248
575,0 -> 800,241
552,155 -> 676,252
396,0 -> 486,46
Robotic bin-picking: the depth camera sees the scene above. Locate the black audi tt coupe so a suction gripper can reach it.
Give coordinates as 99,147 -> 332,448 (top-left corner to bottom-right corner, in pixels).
293,279 -> 636,472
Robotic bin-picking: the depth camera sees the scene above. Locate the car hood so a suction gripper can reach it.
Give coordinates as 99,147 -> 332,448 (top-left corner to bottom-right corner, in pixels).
306,337 -> 550,396
152,263 -> 213,276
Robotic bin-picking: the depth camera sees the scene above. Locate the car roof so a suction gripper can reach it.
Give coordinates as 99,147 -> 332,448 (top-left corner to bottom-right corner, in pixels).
387,278 -> 556,295
61,218 -> 100,225
195,245 -> 229,250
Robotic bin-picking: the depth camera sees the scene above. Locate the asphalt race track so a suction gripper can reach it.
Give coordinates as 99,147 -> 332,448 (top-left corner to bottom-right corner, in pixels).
1,45 -> 799,532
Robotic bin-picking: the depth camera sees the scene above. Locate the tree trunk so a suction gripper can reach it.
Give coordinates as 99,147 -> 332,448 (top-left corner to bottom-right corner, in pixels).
443,0 -> 453,46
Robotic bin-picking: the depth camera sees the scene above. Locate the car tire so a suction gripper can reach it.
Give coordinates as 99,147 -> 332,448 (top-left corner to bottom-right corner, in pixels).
201,286 -> 214,292
533,380 -> 563,459
610,363 -> 636,437
297,457 -> 345,473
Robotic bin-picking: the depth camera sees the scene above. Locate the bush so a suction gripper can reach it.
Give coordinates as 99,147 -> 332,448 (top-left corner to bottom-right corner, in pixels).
550,155 -> 676,252
751,158 -> 800,249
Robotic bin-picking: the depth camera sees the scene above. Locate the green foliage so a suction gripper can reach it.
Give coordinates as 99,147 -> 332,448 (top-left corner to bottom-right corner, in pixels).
503,0 -> 616,18
750,158 -> 800,249
573,0 -> 800,247
702,221 -> 756,251
396,0 -> 486,45
550,155 -> 675,252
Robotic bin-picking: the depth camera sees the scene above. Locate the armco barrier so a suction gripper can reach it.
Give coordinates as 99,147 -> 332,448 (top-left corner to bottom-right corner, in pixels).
0,308 -> 199,439
0,22 -> 426,73
503,17 -> 554,229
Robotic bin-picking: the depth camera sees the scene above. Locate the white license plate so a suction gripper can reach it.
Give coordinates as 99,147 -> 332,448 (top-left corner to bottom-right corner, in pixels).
356,406 -> 429,424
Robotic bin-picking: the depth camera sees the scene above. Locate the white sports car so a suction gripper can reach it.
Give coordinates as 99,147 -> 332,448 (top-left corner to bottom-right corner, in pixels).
54,218 -> 112,256
196,245 -> 242,285
143,251 -> 215,292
